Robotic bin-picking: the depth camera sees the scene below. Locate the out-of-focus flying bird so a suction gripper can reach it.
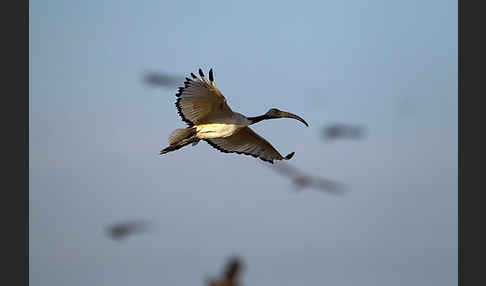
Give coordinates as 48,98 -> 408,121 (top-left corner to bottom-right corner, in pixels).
321,123 -> 365,141
159,68 -> 309,163
105,220 -> 152,241
143,71 -> 183,88
267,162 -> 347,194
207,256 -> 244,286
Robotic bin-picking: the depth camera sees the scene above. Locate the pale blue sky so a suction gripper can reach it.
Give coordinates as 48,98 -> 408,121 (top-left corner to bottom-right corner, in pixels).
30,0 -> 457,285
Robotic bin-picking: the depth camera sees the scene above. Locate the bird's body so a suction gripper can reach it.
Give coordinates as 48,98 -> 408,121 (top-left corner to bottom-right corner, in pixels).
160,68 -> 308,163
195,112 -> 249,139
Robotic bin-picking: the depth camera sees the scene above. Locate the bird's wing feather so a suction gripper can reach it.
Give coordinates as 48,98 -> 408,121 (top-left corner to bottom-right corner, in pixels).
175,70 -> 232,126
205,127 -> 286,163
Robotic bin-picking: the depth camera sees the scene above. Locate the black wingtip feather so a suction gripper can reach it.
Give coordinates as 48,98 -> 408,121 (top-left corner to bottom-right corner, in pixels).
174,81 -> 195,127
285,152 -> 295,160
191,73 -> 197,79
199,68 -> 205,78
209,69 -> 214,82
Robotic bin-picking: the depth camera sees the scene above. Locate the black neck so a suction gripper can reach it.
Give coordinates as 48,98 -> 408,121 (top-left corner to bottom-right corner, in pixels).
247,115 -> 269,124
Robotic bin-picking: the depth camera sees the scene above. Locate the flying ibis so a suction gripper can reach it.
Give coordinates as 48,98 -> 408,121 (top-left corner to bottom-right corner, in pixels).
159,68 -> 309,163
143,71 -> 182,88
105,220 -> 153,241
321,123 -> 366,141
206,256 -> 243,286
266,161 -> 347,194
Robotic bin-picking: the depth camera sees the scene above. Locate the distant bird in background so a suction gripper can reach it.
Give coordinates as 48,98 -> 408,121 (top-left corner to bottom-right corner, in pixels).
143,71 -> 182,88
207,256 -> 244,286
321,123 -> 365,141
266,161 -> 347,194
105,220 -> 152,241
159,68 -> 309,163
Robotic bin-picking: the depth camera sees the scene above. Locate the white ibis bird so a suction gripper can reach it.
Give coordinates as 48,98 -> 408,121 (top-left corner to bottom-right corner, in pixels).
160,68 -> 309,163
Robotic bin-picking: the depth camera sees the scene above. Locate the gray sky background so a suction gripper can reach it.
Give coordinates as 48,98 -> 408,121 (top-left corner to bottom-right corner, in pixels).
29,0 -> 457,285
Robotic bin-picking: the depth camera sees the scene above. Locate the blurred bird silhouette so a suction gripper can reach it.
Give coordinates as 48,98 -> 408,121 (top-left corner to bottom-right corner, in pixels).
267,162 -> 347,194
142,71 -> 183,88
207,256 -> 244,286
105,220 -> 153,241
321,123 -> 365,141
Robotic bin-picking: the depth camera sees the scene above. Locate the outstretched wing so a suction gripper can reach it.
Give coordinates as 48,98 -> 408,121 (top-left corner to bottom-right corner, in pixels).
176,68 -> 233,127
205,127 -> 294,163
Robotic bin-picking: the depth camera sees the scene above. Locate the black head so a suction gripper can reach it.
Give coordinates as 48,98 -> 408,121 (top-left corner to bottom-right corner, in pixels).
265,108 -> 309,127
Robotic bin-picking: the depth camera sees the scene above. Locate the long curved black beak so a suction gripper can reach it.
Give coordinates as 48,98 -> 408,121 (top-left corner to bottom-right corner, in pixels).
278,111 -> 309,127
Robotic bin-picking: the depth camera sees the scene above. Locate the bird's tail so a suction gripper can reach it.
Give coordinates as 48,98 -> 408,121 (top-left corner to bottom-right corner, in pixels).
160,127 -> 198,155
168,127 -> 197,145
